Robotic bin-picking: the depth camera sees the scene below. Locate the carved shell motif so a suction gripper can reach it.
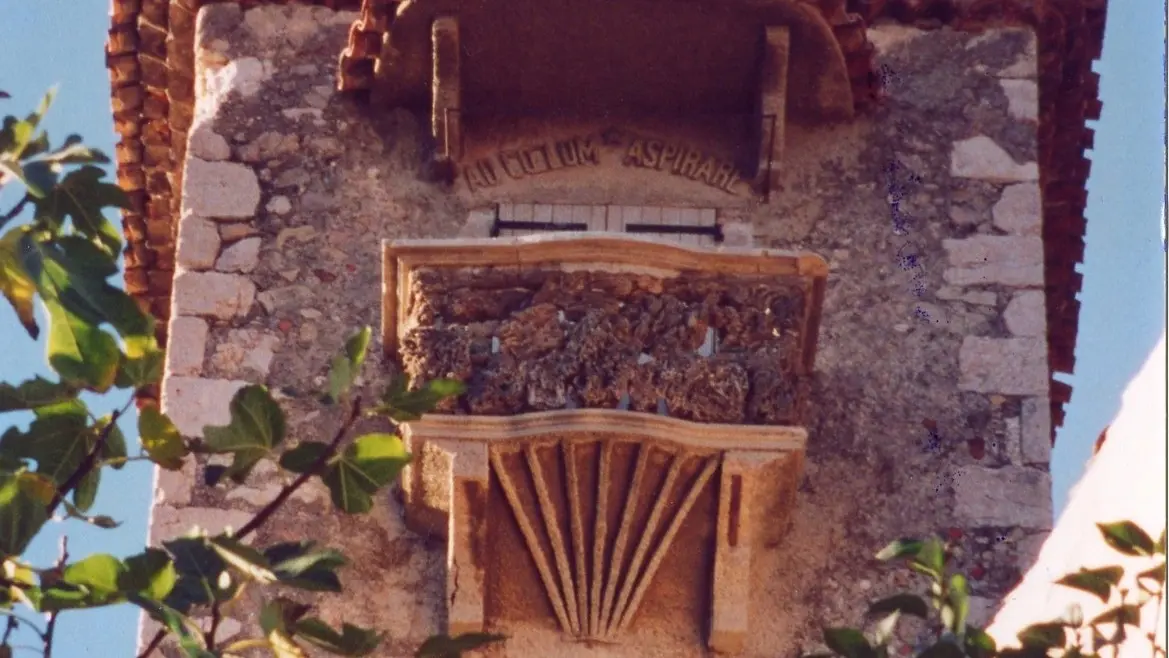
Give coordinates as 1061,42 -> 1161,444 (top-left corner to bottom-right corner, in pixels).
490,438 -> 720,640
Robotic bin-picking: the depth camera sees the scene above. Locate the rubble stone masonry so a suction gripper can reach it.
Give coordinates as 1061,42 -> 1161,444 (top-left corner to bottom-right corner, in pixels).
147,4 -> 1053,656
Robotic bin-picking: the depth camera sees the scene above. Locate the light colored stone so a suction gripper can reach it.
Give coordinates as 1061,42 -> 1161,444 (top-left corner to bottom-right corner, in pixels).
999,79 -> 1038,122
173,270 -> 256,319
944,264 -> 1044,287
1021,397 -> 1052,464
257,285 -> 314,314
166,316 -> 209,376
951,136 -> 1039,182
162,376 -> 249,438
216,237 -> 261,273
962,291 -> 998,306
203,56 -> 264,99
459,209 -> 495,238
953,466 -> 1052,529
187,123 -> 231,161
936,285 -> 965,301
176,215 -> 221,270
1004,417 -> 1023,463
149,505 -> 254,543
942,235 -> 1044,287
992,183 -> 1041,236
721,221 -> 754,247
996,31 -> 1038,79
266,195 -> 292,215
225,481 -> 282,507
183,158 -> 261,218
211,329 -> 280,376
1003,290 -> 1046,336
154,458 -> 195,507
959,337 -> 1048,395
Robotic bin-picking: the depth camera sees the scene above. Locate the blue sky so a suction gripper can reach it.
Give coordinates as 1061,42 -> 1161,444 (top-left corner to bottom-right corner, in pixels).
0,2 -> 1165,656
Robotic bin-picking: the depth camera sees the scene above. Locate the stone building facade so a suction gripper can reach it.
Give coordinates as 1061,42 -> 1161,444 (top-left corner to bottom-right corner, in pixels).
104,0 -> 1108,656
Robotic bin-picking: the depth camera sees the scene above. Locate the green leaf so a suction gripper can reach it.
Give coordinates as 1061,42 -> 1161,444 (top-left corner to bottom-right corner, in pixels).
202,385 -> 286,483
139,406 -> 188,470
0,159 -> 45,198
415,632 -> 507,658
1017,622 -> 1066,649
1137,562 -> 1166,589
41,553 -> 128,610
263,541 -> 346,592
322,433 -> 411,514
1056,566 -> 1124,603
1097,521 -> 1157,557
875,538 -> 923,562
1156,529 -> 1165,555
63,553 -> 124,595
278,441 -> 329,474
867,594 -> 928,619
209,535 -> 277,584
822,628 -> 875,658
964,626 -> 997,658
0,227 -> 39,338
31,165 -> 127,254
44,297 -> 120,391
161,535 -> 236,614
1090,604 -> 1142,627
0,400 -> 104,505
96,414 -> 127,470
131,594 -> 215,658
60,499 -> 121,529
0,376 -> 76,412
374,377 -> 466,422
909,538 -> 946,580
295,618 -> 382,656
115,334 -> 164,389
325,326 -> 372,404
0,470 -> 50,555
946,574 -> 969,633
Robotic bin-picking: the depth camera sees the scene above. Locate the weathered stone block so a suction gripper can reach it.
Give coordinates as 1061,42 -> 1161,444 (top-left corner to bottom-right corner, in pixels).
166,316 -> 209,376
999,79 -> 1038,122
959,337 -> 1048,395
951,136 -> 1038,182
153,458 -> 196,507
173,271 -> 256,319
216,237 -> 261,273
953,465 -> 1052,529
992,183 -> 1041,236
183,158 -> 260,218
1021,397 -> 1052,464
162,376 -> 249,438
176,214 -> 221,270
721,221 -> 754,247
187,123 -> 231,161
943,236 -> 1044,287
1003,290 -> 1045,336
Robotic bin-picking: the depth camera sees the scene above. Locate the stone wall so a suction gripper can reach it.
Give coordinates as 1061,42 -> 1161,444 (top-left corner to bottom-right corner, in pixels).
147,4 -> 1053,656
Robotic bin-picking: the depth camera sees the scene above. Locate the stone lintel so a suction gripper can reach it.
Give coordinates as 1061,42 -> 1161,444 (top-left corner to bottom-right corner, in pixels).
447,442 -> 488,635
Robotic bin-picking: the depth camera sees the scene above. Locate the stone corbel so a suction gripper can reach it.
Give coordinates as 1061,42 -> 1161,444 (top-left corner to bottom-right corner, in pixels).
431,16 -> 461,167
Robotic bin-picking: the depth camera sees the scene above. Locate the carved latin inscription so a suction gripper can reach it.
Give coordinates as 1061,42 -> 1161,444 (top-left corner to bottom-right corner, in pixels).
462,129 -> 748,194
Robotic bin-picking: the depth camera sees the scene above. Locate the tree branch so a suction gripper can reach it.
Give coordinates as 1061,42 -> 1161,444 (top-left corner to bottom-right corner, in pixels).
136,630 -> 165,658
0,193 -> 31,229
42,537 -> 68,658
234,396 -> 362,540
46,407 -> 123,517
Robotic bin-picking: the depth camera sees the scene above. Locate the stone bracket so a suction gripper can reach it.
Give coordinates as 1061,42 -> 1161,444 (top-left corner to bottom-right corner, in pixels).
431,16 -> 461,166
399,410 -> 808,652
